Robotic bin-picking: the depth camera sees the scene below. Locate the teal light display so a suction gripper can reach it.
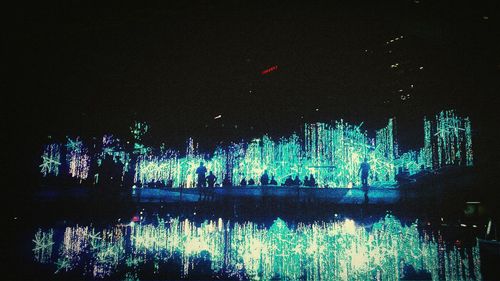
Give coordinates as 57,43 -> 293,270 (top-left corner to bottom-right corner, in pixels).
374,118 -> 397,182
130,121 -> 148,142
33,228 -> 54,263
465,118 -> 473,166
421,117 -> 433,169
130,121 -> 150,155
40,110 -> 473,187
304,121 -> 371,187
40,144 -> 61,177
33,216 -> 482,280
66,137 -> 90,180
134,151 -> 179,186
100,134 -> 130,173
424,110 -> 474,169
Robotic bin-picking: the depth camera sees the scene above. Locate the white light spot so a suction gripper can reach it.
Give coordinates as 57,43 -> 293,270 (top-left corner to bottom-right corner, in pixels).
214,115 -> 222,120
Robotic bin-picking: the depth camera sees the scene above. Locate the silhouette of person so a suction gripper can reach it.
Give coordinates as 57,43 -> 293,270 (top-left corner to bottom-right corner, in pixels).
166,179 -> 173,188
309,174 -> 316,187
303,176 -> 310,187
260,170 -> 269,186
359,158 -> 371,204
207,171 -> 217,188
240,177 -> 247,186
284,176 -> 294,186
248,178 -> 255,185
293,175 -> 302,186
269,175 -> 278,185
156,179 -> 164,189
359,158 -> 370,187
196,162 -> 207,188
222,176 -> 232,187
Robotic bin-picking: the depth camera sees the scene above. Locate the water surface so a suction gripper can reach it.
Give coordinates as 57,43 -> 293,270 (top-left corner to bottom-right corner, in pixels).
31,215 -> 481,280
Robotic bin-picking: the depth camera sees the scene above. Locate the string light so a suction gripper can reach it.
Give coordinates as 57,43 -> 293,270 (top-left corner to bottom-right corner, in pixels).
41,110 -> 473,187
34,215 -> 482,280
40,144 -> 61,177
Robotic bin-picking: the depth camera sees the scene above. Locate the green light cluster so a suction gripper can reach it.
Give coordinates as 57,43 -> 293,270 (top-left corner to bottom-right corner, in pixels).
40,110 -> 473,187
427,110 -> 474,168
33,216 -> 482,280
135,119 -> 394,187
130,121 -> 149,142
100,134 -> 131,176
40,144 -> 61,177
33,228 -> 54,263
132,110 -> 473,187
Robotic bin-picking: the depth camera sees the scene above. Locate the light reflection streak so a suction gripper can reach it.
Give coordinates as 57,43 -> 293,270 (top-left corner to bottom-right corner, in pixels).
33,215 -> 481,280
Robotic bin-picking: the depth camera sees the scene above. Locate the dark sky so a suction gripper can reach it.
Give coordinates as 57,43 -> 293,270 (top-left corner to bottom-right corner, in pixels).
7,0 -> 500,167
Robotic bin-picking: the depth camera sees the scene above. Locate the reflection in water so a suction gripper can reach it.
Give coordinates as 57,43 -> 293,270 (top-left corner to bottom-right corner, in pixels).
33,215 -> 481,280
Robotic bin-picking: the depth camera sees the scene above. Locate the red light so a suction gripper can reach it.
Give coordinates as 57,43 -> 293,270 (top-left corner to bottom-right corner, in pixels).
261,65 -> 278,75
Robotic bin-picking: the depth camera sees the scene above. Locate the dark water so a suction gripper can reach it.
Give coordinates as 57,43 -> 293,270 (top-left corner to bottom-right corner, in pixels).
7,199 -> 489,281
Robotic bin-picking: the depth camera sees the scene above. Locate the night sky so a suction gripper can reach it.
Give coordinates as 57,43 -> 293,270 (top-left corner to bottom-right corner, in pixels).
6,0 -> 500,181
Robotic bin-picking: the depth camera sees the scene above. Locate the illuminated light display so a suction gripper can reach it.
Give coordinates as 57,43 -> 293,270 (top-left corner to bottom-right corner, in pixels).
130,121 -> 148,142
100,134 -> 130,175
374,118 -> 397,182
33,228 -> 54,263
422,117 -> 433,169
261,65 -> 278,75
425,110 -> 473,168
304,121 -> 372,187
33,215 -> 482,280
40,110 -> 473,187
66,137 -> 90,180
134,151 -> 180,185
130,121 -> 150,155
40,143 -> 61,177
465,118 -> 473,167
